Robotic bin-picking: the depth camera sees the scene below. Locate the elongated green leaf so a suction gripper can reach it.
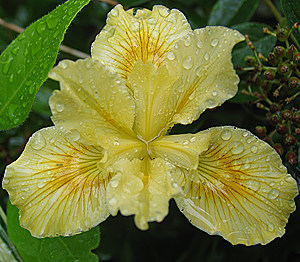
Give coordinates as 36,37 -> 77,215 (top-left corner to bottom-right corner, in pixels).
231,22 -> 277,68
208,0 -> 259,26
281,0 -> 300,44
0,0 -> 91,130
7,201 -> 100,262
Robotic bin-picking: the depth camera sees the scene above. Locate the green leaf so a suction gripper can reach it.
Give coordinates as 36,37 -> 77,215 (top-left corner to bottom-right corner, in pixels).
231,22 -> 277,68
208,0 -> 259,26
7,201 -> 100,262
0,0 -> 91,130
281,0 -> 300,45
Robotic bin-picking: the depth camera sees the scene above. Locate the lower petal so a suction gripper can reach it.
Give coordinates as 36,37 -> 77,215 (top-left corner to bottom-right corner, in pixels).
3,127 -> 110,238
106,158 -> 183,230
175,126 -> 298,245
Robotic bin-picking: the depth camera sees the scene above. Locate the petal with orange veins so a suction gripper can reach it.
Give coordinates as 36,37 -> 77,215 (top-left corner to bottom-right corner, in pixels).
2,127 -> 110,238
164,27 -> 245,126
128,60 -> 178,141
106,158 -> 183,230
151,132 -> 210,170
91,4 -> 191,80
175,126 -> 298,245
48,58 -> 135,148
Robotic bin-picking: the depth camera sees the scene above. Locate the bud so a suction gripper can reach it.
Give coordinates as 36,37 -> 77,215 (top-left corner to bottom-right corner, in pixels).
255,126 -> 267,138
292,111 -> 300,124
276,123 -> 288,135
288,77 -> 300,89
273,143 -> 284,156
270,103 -> 281,113
267,53 -> 280,66
261,80 -> 272,91
281,109 -> 292,120
273,46 -> 286,57
264,69 -> 276,80
286,151 -> 297,164
284,134 -> 296,146
293,52 -> 300,65
269,113 -> 281,125
278,63 -> 291,75
244,55 -> 256,66
276,28 -> 289,41
286,45 -> 298,59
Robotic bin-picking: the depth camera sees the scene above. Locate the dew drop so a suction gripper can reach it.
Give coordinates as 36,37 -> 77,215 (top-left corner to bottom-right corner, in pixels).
2,56 -> 13,75
204,52 -> 210,61
2,178 -> 10,185
55,102 -> 65,112
37,179 -> 47,188
108,197 -> 119,206
230,142 -> 244,155
36,20 -> 46,35
212,91 -> 218,97
245,180 -> 260,191
210,38 -> 219,47
205,99 -> 217,108
167,51 -> 176,61
29,85 -> 35,95
183,34 -> 192,46
147,17 -> 157,24
9,74 -> 14,83
195,66 -> 201,76
267,223 -> 274,232
110,7 -> 119,17
158,7 -> 169,17
196,39 -> 203,48
60,61 -> 68,69
221,130 -> 232,141
250,145 -> 258,154
284,176 -> 295,183
12,46 -> 20,55
66,129 -> 80,142
130,21 -> 142,32
46,14 -> 59,29
151,30 -> 159,39
188,92 -> 195,100
182,56 -> 193,69
31,132 -> 46,150
190,137 -> 196,143
110,179 -> 119,188
8,103 -> 18,121
268,189 -> 280,200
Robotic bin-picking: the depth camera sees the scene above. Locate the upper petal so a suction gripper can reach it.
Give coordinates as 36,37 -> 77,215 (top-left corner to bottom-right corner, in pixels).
106,158 -> 183,230
164,27 -> 245,126
2,127 -> 110,238
48,58 -> 135,147
175,126 -> 298,245
91,4 -> 191,80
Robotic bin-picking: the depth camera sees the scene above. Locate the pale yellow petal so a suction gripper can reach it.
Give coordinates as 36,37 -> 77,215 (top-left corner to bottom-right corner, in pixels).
106,158 -> 183,230
128,60 -> 177,141
164,27 -> 245,126
91,4 -> 191,80
151,132 -> 210,170
2,127 -> 110,238
175,126 -> 298,245
48,58 -> 135,147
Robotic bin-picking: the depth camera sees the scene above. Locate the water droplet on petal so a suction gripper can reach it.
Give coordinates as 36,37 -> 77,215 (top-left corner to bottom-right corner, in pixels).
205,99 -> 217,108
110,8 -> 119,17
212,91 -> 218,96
151,30 -> 159,39
167,51 -> 176,60
221,130 -> 232,141
210,38 -> 219,47
245,180 -> 260,191
55,102 -> 65,112
204,52 -> 210,61
268,189 -> 280,199
147,17 -> 157,24
267,223 -> 274,232
66,129 -> 80,142
130,21 -> 142,32
60,61 -> 68,69
158,7 -> 169,17
250,145 -> 258,154
230,142 -> 244,154
2,178 -> 10,185
31,132 -> 46,150
190,137 -> 196,143
182,56 -> 193,69
195,66 -> 201,76
110,179 -> 119,188
196,39 -> 203,48
183,34 -> 192,46
109,197 -> 119,206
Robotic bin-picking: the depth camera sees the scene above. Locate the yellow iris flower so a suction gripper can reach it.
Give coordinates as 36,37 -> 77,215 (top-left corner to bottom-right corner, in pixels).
2,4 -> 298,246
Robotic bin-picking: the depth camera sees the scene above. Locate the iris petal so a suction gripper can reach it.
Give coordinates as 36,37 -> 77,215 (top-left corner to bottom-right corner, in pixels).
3,127 -> 110,238
175,126 -> 298,245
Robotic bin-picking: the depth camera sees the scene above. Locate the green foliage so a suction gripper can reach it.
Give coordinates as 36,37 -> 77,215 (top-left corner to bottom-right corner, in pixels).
7,201 -> 100,262
281,0 -> 300,44
0,0 -> 90,130
208,0 -> 259,26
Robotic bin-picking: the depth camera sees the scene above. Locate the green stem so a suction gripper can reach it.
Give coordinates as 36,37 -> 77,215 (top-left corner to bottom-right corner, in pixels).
263,0 -> 283,24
